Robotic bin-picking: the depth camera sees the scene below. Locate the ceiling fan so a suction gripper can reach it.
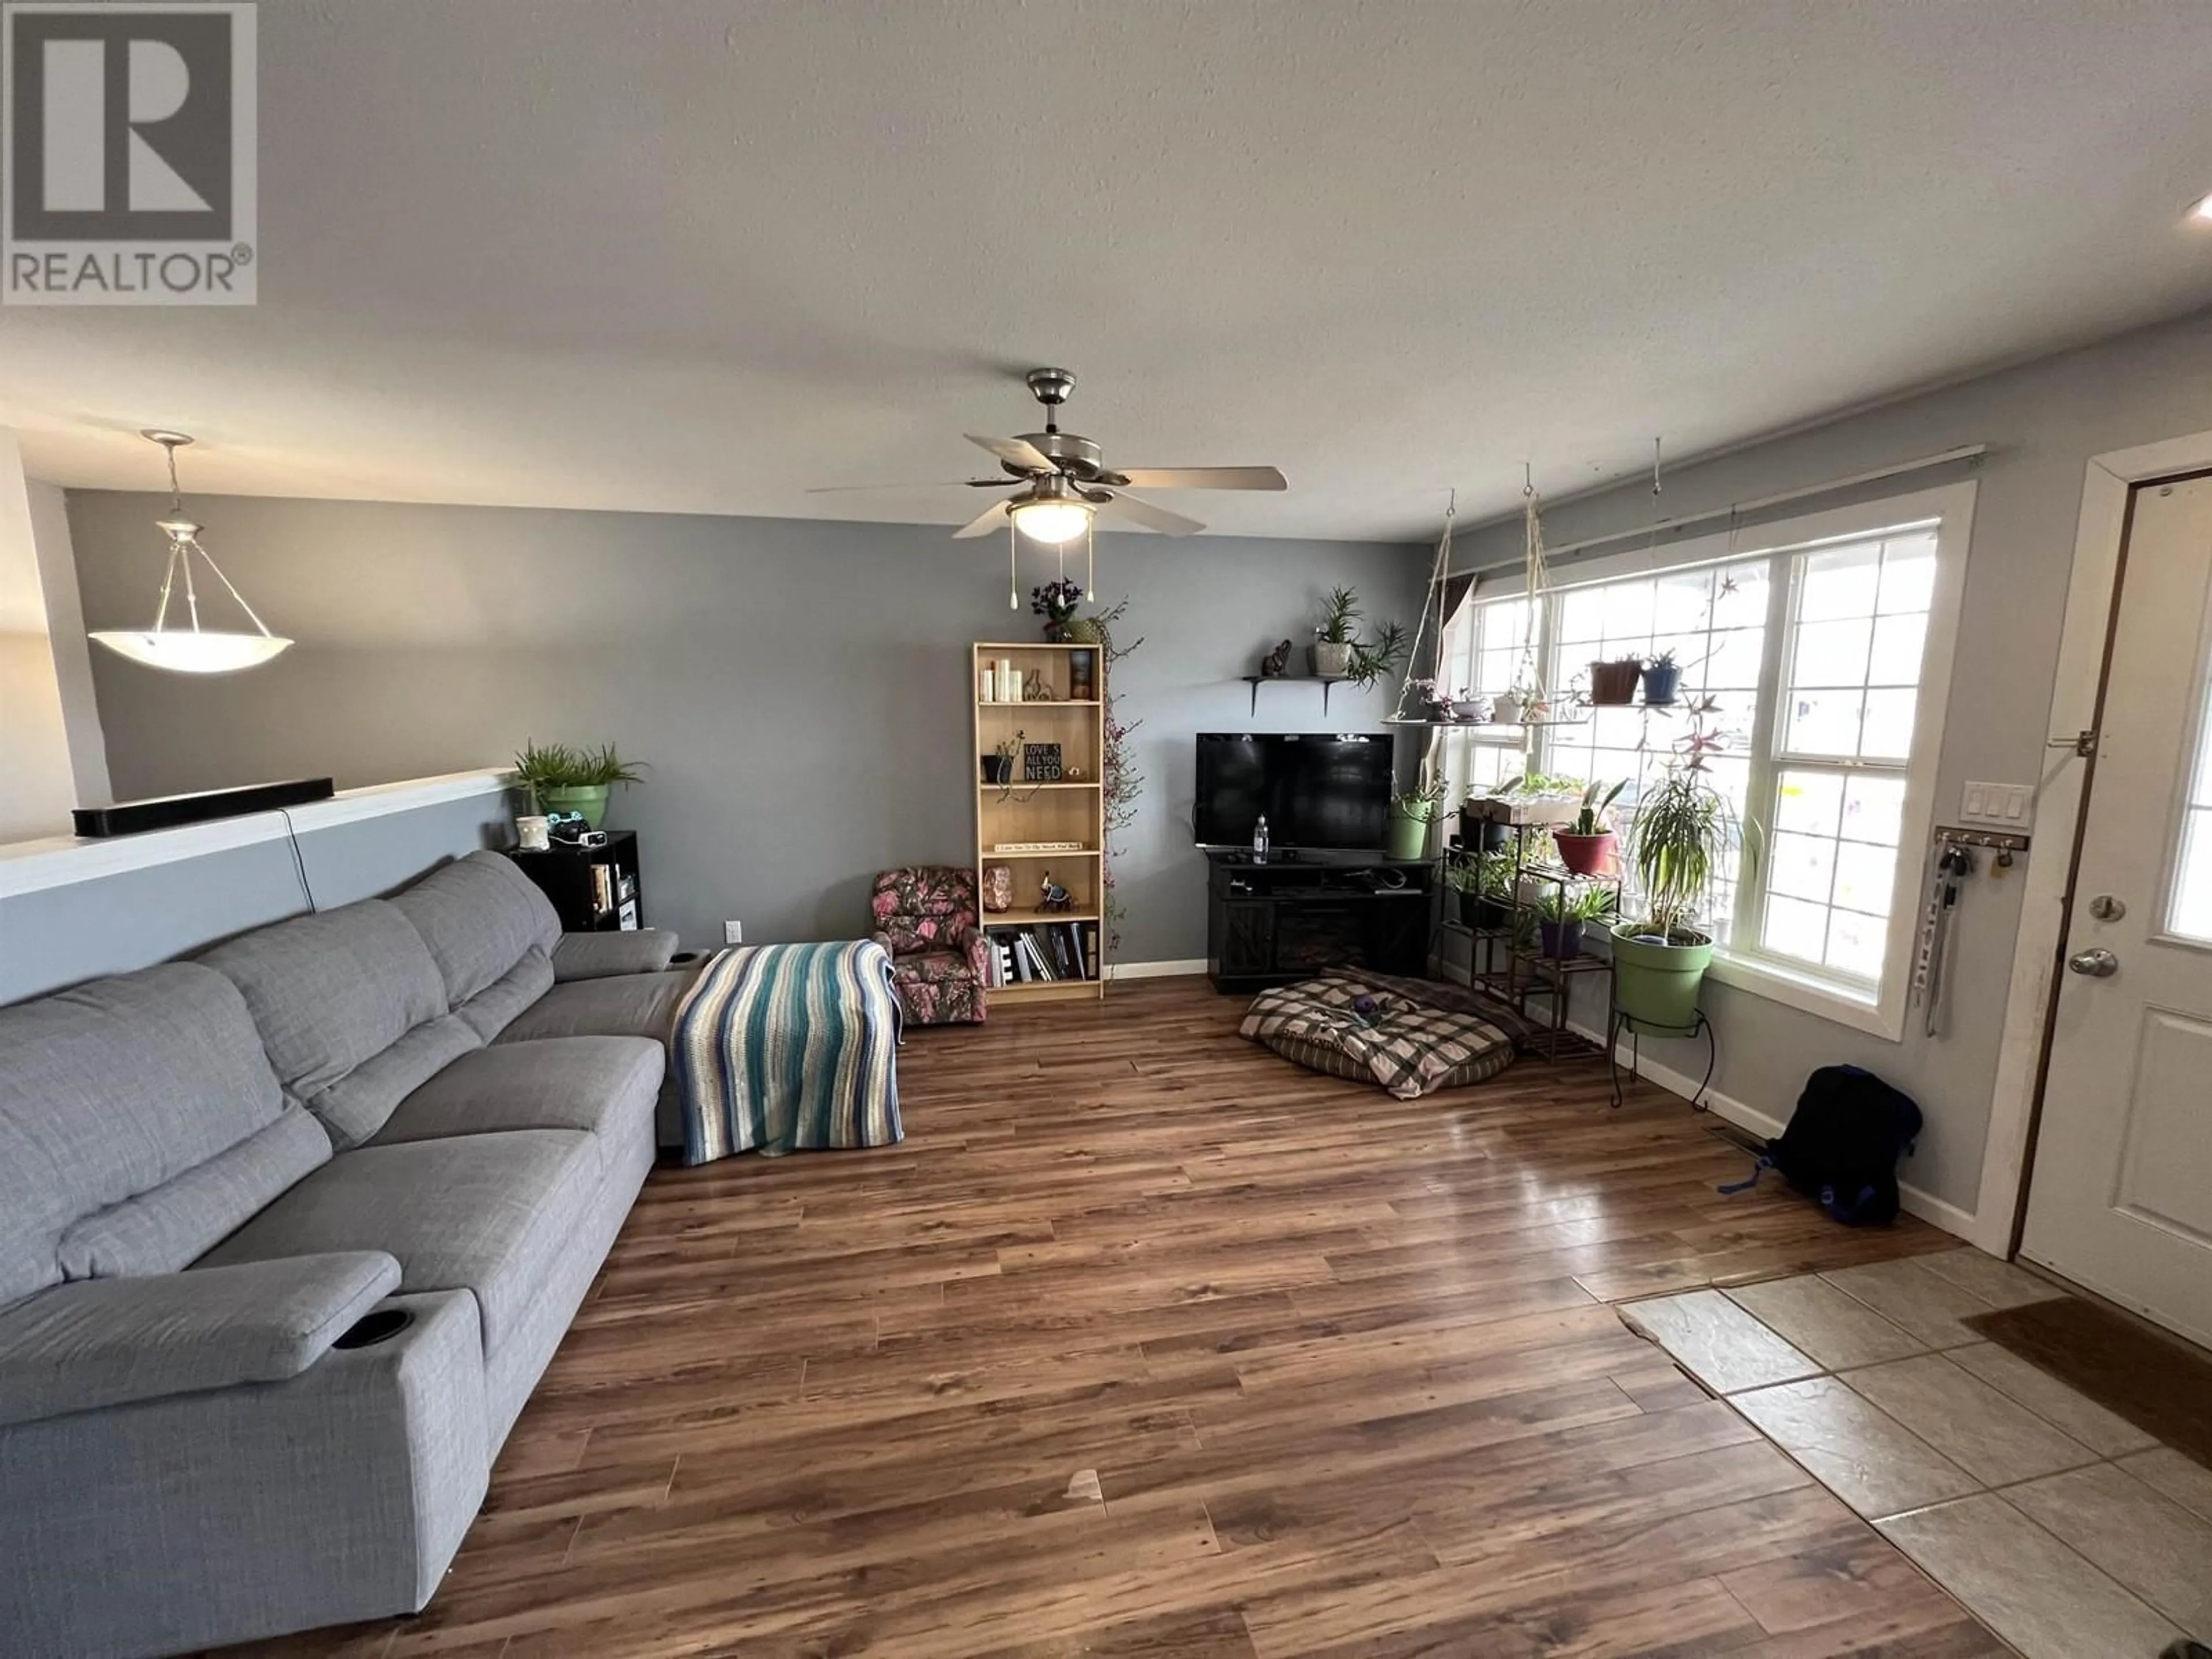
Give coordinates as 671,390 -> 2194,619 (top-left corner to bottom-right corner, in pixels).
812,367 -> 1287,543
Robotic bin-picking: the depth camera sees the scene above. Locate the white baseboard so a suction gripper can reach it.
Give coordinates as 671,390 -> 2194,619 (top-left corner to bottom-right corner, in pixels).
1104,958 -> 1208,981
1567,1016 -> 1995,1251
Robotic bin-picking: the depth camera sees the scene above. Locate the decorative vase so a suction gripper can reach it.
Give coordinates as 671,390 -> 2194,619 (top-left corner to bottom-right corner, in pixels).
981,753 -> 1014,786
1310,641 -> 1353,677
1589,660 -> 1642,705
1641,661 -> 1684,705
538,785 -> 609,828
1385,805 -> 1431,861
1609,923 -> 1715,1032
1044,620 -> 1069,643
1538,919 -> 1585,960
1062,617 -> 1104,645
980,863 -> 1014,913
1553,831 -> 1619,877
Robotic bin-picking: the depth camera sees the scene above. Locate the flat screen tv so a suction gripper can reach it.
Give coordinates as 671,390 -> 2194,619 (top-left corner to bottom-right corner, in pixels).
1194,732 -> 1395,852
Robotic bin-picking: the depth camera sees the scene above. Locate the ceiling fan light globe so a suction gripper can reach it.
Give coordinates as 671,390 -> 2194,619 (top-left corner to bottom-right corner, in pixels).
90,630 -> 294,673
1009,499 -> 1093,544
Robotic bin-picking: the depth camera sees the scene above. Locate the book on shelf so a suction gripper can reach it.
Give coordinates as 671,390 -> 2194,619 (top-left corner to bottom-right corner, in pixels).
590,865 -> 615,915
983,920 -> 1102,986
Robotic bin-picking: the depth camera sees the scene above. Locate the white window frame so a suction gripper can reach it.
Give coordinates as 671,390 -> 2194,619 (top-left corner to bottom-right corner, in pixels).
1459,480 -> 1975,1040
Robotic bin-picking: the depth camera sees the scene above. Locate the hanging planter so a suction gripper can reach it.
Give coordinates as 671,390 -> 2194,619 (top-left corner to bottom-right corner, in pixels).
1589,658 -> 1642,705
1386,789 -> 1442,860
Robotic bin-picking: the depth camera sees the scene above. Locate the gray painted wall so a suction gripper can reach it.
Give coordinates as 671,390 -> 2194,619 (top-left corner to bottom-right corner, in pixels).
1441,306 -> 2212,1216
66,497 -> 1425,964
0,790 -> 517,1002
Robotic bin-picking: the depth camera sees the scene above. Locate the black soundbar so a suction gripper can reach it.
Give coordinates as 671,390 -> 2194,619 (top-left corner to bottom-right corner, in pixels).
73,778 -> 336,839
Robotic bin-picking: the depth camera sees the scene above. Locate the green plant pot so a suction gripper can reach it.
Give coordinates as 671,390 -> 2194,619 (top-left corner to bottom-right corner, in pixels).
1385,808 -> 1432,861
1609,922 -> 1713,1033
538,784 -> 611,828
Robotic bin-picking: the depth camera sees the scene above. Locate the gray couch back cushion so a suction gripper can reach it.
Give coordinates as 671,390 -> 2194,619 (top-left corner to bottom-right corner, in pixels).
201,899 -> 475,1149
391,851 -> 560,1009
56,1108 -> 331,1280
0,963 -> 302,1306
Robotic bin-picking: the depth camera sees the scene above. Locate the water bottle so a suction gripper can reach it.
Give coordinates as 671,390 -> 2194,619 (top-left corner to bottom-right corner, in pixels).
1252,814 -> 1270,861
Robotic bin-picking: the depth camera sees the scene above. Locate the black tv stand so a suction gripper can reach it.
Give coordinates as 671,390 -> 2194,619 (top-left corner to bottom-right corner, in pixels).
1203,848 -> 1435,993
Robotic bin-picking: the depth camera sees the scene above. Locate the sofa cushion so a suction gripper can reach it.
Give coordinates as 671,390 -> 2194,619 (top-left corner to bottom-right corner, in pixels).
305,1014 -> 482,1151
0,963 -> 291,1307
494,964 -> 702,1047
200,899 -> 469,1147
454,946 -> 555,1043
390,850 -> 560,1008
196,1130 -> 599,1357
371,1037 -> 661,1172
57,1107 -> 330,1281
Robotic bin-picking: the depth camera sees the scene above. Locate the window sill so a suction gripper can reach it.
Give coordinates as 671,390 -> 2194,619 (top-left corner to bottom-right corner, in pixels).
1704,949 -> 1904,1041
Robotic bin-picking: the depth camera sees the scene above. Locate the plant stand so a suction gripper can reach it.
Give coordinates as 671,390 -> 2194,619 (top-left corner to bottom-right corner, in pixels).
1606,1008 -> 1715,1110
1446,795 -> 1621,1063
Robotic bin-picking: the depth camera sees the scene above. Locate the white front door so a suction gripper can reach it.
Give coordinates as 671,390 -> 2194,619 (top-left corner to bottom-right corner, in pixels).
2021,473 -> 2212,1349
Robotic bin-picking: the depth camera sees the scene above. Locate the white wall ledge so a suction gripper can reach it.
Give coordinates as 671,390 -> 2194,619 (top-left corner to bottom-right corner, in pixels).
0,768 -> 515,898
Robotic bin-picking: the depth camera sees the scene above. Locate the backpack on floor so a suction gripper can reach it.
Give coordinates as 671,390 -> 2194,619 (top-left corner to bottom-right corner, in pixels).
1719,1065 -> 1922,1226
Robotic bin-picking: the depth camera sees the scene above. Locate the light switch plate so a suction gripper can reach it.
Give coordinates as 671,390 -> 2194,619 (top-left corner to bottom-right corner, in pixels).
1960,781 -> 2033,830
723,919 -> 743,944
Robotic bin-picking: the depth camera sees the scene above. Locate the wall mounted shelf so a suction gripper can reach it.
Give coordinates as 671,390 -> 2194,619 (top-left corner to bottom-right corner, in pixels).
1238,675 -> 1350,717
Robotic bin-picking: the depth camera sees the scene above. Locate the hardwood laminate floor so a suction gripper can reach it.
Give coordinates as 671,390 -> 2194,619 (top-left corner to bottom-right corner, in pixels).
221,980 -> 2001,1658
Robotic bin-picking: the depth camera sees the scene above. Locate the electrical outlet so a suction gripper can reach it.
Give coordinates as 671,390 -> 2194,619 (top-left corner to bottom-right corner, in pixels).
1960,781 -> 2034,831
723,919 -> 743,945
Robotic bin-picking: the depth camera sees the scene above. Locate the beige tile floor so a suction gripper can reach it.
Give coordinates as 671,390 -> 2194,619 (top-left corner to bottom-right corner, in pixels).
1623,1249 -> 2210,1659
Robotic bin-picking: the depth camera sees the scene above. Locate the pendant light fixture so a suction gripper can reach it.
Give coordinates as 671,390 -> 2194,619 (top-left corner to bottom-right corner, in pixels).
89,430 -> 292,674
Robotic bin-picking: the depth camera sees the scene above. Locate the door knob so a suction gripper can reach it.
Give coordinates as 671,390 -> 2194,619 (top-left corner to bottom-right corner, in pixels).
2067,947 -> 2119,978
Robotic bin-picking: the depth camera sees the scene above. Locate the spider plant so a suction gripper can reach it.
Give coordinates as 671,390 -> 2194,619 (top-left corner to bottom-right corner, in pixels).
1626,770 -> 1743,938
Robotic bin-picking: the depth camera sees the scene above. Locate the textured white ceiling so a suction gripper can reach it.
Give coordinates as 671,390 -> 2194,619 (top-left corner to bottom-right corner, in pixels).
7,0 -> 2212,540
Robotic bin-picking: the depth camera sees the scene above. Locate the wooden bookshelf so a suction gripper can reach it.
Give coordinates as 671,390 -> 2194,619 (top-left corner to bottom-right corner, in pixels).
974,641 -> 1108,1002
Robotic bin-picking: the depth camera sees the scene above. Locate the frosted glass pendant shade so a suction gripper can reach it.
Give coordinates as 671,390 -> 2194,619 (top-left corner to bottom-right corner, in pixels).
89,629 -> 293,673
1009,499 -> 1093,544
92,431 -> 293,675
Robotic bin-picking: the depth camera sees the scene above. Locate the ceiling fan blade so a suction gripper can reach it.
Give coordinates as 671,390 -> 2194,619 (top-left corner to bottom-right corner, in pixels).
966,434 -> 1057,474
953,499 -> 1012,539
1102,493 -> 1205,536
804,479 -> 997,494
1109,466 -> 1287,492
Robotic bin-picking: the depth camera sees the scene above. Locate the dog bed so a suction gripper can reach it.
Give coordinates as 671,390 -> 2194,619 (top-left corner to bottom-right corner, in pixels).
1239,974 -> 1520,1099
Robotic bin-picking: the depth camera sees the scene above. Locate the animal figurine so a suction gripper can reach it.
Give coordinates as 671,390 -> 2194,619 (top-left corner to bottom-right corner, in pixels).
1259,639 -> 1292,677
1039,873 -> 1074,913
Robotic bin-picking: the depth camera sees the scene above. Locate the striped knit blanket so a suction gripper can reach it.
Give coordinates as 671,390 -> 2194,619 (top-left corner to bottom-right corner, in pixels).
673,941 -> 904,1164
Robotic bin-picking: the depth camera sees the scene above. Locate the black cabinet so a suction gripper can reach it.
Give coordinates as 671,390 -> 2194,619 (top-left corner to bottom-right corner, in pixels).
506,831 -> 643,934
1204,850 -> 1434,993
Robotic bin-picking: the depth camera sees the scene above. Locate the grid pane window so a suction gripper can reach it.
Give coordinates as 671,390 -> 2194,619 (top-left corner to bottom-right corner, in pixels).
1448,509 -> 1949,1009
1755,529 -> 1935,980
2169,656 -> 2212,943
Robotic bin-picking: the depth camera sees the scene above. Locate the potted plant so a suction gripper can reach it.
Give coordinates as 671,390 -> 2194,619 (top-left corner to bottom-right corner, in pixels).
1554,779 -> 1626,876
1443,858 -> 1482,926
981,731 -> 1023,787
1534,883 -> 1615,960
1032,578 -> 1084,642
513,740 -> 643,829
1642,649 -> 1684,706
1589,657 -> 1643,705
1611,768 -> 1741,1031
1471,847 -> 1516,928
1386,781 -> 1445,860
1311,585 -> 1360,676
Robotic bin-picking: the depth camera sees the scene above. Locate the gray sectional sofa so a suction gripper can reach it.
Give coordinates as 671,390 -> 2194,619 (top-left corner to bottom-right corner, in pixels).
0,850 -> 699,1659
